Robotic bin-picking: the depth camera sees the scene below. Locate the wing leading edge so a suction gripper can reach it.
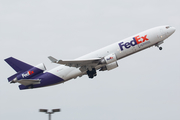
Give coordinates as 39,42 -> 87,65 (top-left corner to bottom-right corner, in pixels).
48,56 -> 102,71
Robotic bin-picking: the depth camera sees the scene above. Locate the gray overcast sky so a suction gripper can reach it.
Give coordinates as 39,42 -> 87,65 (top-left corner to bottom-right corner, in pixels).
0,0 -> 180,120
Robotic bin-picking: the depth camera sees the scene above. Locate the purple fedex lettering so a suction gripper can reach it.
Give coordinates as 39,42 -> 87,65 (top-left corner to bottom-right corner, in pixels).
119,35 -> 149,51
119,38 -> 137,51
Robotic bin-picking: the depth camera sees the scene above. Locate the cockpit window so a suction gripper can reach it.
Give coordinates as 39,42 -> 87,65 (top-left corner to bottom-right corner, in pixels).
166,26 -> 170,29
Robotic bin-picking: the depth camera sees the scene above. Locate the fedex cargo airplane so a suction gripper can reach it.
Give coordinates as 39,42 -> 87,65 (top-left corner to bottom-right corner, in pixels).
5,25 -> 175,90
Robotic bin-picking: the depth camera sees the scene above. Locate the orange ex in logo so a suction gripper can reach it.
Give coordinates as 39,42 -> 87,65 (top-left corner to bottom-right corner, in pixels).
134,35 -> 149,44
22,71 -> 34,78
106,57 -> 113,61
28,71 -> 34,75
119,35 -> 149,51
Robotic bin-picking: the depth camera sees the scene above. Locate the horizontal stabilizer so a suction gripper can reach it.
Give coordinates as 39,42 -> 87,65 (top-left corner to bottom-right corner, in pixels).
17,79 -> 41,86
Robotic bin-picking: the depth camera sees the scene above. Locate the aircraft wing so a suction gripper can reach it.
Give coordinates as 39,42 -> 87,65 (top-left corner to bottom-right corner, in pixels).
17,79 -> 41,86
48,56 -> 102,71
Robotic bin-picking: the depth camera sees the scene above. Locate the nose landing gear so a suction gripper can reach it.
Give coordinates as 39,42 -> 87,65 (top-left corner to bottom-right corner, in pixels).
155,41 -> 164,50
159,47 -> 162,50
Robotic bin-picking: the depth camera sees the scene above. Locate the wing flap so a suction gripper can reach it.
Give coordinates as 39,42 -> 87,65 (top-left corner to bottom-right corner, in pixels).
48,56 -> 102,71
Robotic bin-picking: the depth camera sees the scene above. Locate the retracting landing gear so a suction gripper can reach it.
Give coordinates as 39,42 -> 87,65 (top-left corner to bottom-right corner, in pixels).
159,47 -> 162,50
155,41 -> 164,50
156,45 -> 162,50
87,68 -> 97,79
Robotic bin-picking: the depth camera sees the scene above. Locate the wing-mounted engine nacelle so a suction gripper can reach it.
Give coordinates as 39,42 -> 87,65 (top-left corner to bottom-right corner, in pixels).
100,53 -> 117,64
100,62 -> 118,71
13,63 -> 46,81
99,53 -> 118,71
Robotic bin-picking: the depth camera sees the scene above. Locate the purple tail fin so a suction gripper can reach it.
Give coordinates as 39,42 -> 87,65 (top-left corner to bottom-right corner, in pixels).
4,57 -> 33,82
5,57 -> 33,72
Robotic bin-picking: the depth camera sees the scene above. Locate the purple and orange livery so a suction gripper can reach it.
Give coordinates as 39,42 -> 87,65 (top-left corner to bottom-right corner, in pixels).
4,26 -> 176,90
5,57 -> 64,90
119,35 -> 149,51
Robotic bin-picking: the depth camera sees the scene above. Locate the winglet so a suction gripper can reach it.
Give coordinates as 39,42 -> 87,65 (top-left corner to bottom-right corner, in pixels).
48,56 -> 58,63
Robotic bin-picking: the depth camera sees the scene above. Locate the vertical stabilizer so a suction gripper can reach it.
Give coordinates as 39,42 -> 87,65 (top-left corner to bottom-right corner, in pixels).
4,57 -> 33,82
5,57 -> 33,72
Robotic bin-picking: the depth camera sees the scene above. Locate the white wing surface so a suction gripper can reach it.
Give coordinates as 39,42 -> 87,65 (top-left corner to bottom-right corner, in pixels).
48,56 -> 102,71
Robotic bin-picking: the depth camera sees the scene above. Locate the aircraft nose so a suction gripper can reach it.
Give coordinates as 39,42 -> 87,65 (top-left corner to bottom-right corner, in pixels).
166,26 -> 176,36
171,27 -> 176,33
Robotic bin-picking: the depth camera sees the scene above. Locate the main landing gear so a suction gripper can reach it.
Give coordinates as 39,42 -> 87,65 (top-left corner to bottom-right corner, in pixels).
87,68 -> 97,79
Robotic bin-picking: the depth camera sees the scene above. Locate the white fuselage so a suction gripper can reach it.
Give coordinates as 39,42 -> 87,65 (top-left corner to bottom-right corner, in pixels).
48,26 -> 175,81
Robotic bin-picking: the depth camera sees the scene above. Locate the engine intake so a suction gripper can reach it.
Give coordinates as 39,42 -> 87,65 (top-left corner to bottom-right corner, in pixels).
100,53 -> 117,64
